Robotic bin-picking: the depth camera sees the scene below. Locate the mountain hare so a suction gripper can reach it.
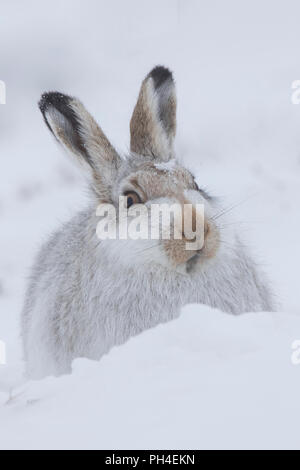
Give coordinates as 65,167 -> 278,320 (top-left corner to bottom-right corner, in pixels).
22,66 -> 273,378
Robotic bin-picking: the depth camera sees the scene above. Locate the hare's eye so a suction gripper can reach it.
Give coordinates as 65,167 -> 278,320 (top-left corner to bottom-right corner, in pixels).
124,191 -> 141,208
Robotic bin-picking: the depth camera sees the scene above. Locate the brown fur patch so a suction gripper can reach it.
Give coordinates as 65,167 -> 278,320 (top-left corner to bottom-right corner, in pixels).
163,238 -> 197,266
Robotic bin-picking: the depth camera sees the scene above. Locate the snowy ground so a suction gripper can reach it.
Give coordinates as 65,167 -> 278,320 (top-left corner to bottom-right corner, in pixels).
1,305 -> 300,450
1,0 -> 300,450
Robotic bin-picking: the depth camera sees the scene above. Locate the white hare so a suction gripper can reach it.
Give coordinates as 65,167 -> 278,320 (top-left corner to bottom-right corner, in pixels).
22,66 -> 274,379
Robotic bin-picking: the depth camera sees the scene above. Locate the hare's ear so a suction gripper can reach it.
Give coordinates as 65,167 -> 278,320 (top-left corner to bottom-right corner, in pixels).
130,66 -> 177,162
39,92 -> 121,199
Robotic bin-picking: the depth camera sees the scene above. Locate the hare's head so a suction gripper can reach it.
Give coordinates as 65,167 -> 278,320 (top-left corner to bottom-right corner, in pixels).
39,66 -> 220,273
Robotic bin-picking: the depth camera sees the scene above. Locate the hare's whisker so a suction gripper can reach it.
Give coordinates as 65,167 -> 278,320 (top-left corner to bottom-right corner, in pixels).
136,243 -> 160,255
211,195 -> 255,222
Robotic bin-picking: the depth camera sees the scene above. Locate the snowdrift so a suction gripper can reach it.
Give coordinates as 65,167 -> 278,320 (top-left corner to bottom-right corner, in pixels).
0,304 -> 300,450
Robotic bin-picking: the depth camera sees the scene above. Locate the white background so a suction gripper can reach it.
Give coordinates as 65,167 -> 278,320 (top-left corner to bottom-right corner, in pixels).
0,0 -> 300,449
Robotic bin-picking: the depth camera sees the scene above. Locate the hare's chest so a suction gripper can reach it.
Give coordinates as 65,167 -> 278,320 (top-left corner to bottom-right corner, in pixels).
91,271 -> 182,342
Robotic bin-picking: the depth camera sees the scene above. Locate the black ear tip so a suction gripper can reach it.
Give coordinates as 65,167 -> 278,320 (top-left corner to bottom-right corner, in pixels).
148,66 -> 174,89
38,92 -> 72,115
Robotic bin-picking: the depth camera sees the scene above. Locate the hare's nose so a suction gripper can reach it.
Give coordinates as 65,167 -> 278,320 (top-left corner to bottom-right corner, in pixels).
181,206 -> 209,251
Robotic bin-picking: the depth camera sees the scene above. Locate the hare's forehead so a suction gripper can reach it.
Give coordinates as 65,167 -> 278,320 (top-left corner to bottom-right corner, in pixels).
118,163 -> 197,199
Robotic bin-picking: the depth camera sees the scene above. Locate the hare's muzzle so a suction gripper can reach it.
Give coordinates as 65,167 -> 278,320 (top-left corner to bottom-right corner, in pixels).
162,204 -> 219,268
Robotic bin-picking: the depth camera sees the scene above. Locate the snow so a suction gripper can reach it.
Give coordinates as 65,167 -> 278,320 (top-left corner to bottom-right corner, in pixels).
0,304 -> 300,450
1,0 -> 300,450
154,159 -> 177,172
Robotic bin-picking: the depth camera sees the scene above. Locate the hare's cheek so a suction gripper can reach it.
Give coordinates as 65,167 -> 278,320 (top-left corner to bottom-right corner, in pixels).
201,223 -> 220,259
